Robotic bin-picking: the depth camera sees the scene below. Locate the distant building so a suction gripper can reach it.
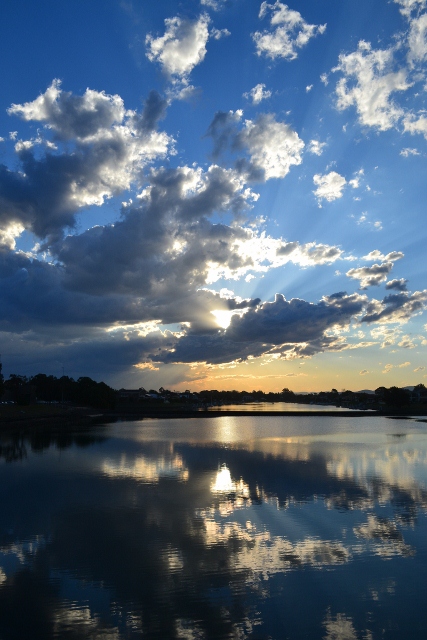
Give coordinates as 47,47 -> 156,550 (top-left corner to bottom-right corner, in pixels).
118,387 -> 147,400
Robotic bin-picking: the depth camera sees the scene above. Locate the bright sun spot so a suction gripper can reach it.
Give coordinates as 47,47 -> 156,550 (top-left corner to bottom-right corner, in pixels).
211,309 -> 234,329
210,464 -> 250,498
211,465 -> 236,493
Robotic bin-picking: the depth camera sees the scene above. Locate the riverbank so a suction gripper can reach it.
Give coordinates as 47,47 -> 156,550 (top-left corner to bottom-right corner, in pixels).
1,403 -> 426,432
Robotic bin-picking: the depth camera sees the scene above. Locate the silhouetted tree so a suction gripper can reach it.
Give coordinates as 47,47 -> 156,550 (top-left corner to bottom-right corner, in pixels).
4,374 -> 33,405
383,386 -> 410,408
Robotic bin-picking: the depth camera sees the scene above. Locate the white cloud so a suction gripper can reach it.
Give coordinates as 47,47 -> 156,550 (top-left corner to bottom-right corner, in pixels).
4,82 -> 174,239
200,0 -> 226,9
348,169 -> 364,189
382,362 -> 411,372
359,369 -> 369,375
371,326 -> 402,348
394,0 -> 426,18
398,334 -> 416,348
7,79 -> 125,140
0,222 -> 25,250
362,290 -> 427,324
355,213 -> 383,231
146,14 -> 211,83
307,139 -> 326,155
207,110 -> 304,180
306,84 -> 313,92
407,13 -> 427,65
243,83 -> 272,105
362,250 -> 404,262
320,73 -> 329,85
400,146 -> 420,156
403,112 -> 427,139
211,27 -> 230,40
333,41 -> 411,130
313,171 -> 347,202
241,113 -> 304,179
346,262 -> 394,289
253,1 -> 326,61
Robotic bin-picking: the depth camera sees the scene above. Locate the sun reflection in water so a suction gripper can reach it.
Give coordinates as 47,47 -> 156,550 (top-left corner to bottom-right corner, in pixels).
210,464 -> 250,498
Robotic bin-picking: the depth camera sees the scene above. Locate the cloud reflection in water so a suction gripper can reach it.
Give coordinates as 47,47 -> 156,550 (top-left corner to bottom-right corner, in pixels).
0,420 -> 427,638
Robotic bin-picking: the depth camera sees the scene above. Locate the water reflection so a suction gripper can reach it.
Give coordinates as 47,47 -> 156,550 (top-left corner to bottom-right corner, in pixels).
0,418 -> 426,638
102,451 -> 189,483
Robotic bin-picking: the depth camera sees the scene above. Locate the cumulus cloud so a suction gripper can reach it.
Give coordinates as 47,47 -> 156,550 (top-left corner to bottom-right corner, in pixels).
386,278 -> 408,291
307,140 -> 326,156
398,334 -> 416,348
0,72 -> 423,381
211,27 -> 230,40
8,79 -> 125,141
346,262 -> 394,289
403,112 -> 427,139
333,41 -> 411,130
2,82 -> 173,241
313,171 -> 347,202
348,169 -> 364,189
253,1 -> 326,60
55,164 -> 259,298
243,83 -> 272,104
157,292 -> 367,365
362,290 -> 427,323
207,110 -> 304,180
362,250 -> 404,262
146,14 -> 211,84
239,113 -> 304,179
383,361 -> 413,373
0,222 -> 24,250
55,170 -> 344,300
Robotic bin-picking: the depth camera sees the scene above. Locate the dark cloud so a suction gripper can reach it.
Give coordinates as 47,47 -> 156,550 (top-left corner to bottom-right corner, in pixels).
206,111 -> 304,180
385,278 -> 408,292
2,82 -> 172,242
362,290 -> 427,323
0,82 -> 422,382
206,109 -> 242,158
8,79 -> 125,141
346,262 -> 394,289
158,292 -> 367,364
137,90 -> 168,132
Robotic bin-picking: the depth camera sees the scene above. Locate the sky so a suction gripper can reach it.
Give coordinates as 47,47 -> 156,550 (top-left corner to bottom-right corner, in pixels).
0,0 -> 426,393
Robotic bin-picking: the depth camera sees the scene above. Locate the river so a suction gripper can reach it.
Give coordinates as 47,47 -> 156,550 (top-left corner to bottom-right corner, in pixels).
1,414 -> 426,639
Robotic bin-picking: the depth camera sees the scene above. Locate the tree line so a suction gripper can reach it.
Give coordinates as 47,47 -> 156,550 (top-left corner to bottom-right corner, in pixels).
0,371 -> 116,410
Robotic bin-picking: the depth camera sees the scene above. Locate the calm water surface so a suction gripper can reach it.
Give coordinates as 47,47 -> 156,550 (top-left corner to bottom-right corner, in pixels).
205,402 -> 357,412
1,415 -> 427,639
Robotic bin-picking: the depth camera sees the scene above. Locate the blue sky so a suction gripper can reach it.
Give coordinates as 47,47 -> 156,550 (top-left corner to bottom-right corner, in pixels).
0,0 -> 426,392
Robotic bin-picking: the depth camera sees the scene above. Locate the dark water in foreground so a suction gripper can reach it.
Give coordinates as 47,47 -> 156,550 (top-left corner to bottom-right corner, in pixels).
1,415 -> 427,639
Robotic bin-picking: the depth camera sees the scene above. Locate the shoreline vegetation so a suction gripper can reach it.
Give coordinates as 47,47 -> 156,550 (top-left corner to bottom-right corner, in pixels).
1,370 -> 426,431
